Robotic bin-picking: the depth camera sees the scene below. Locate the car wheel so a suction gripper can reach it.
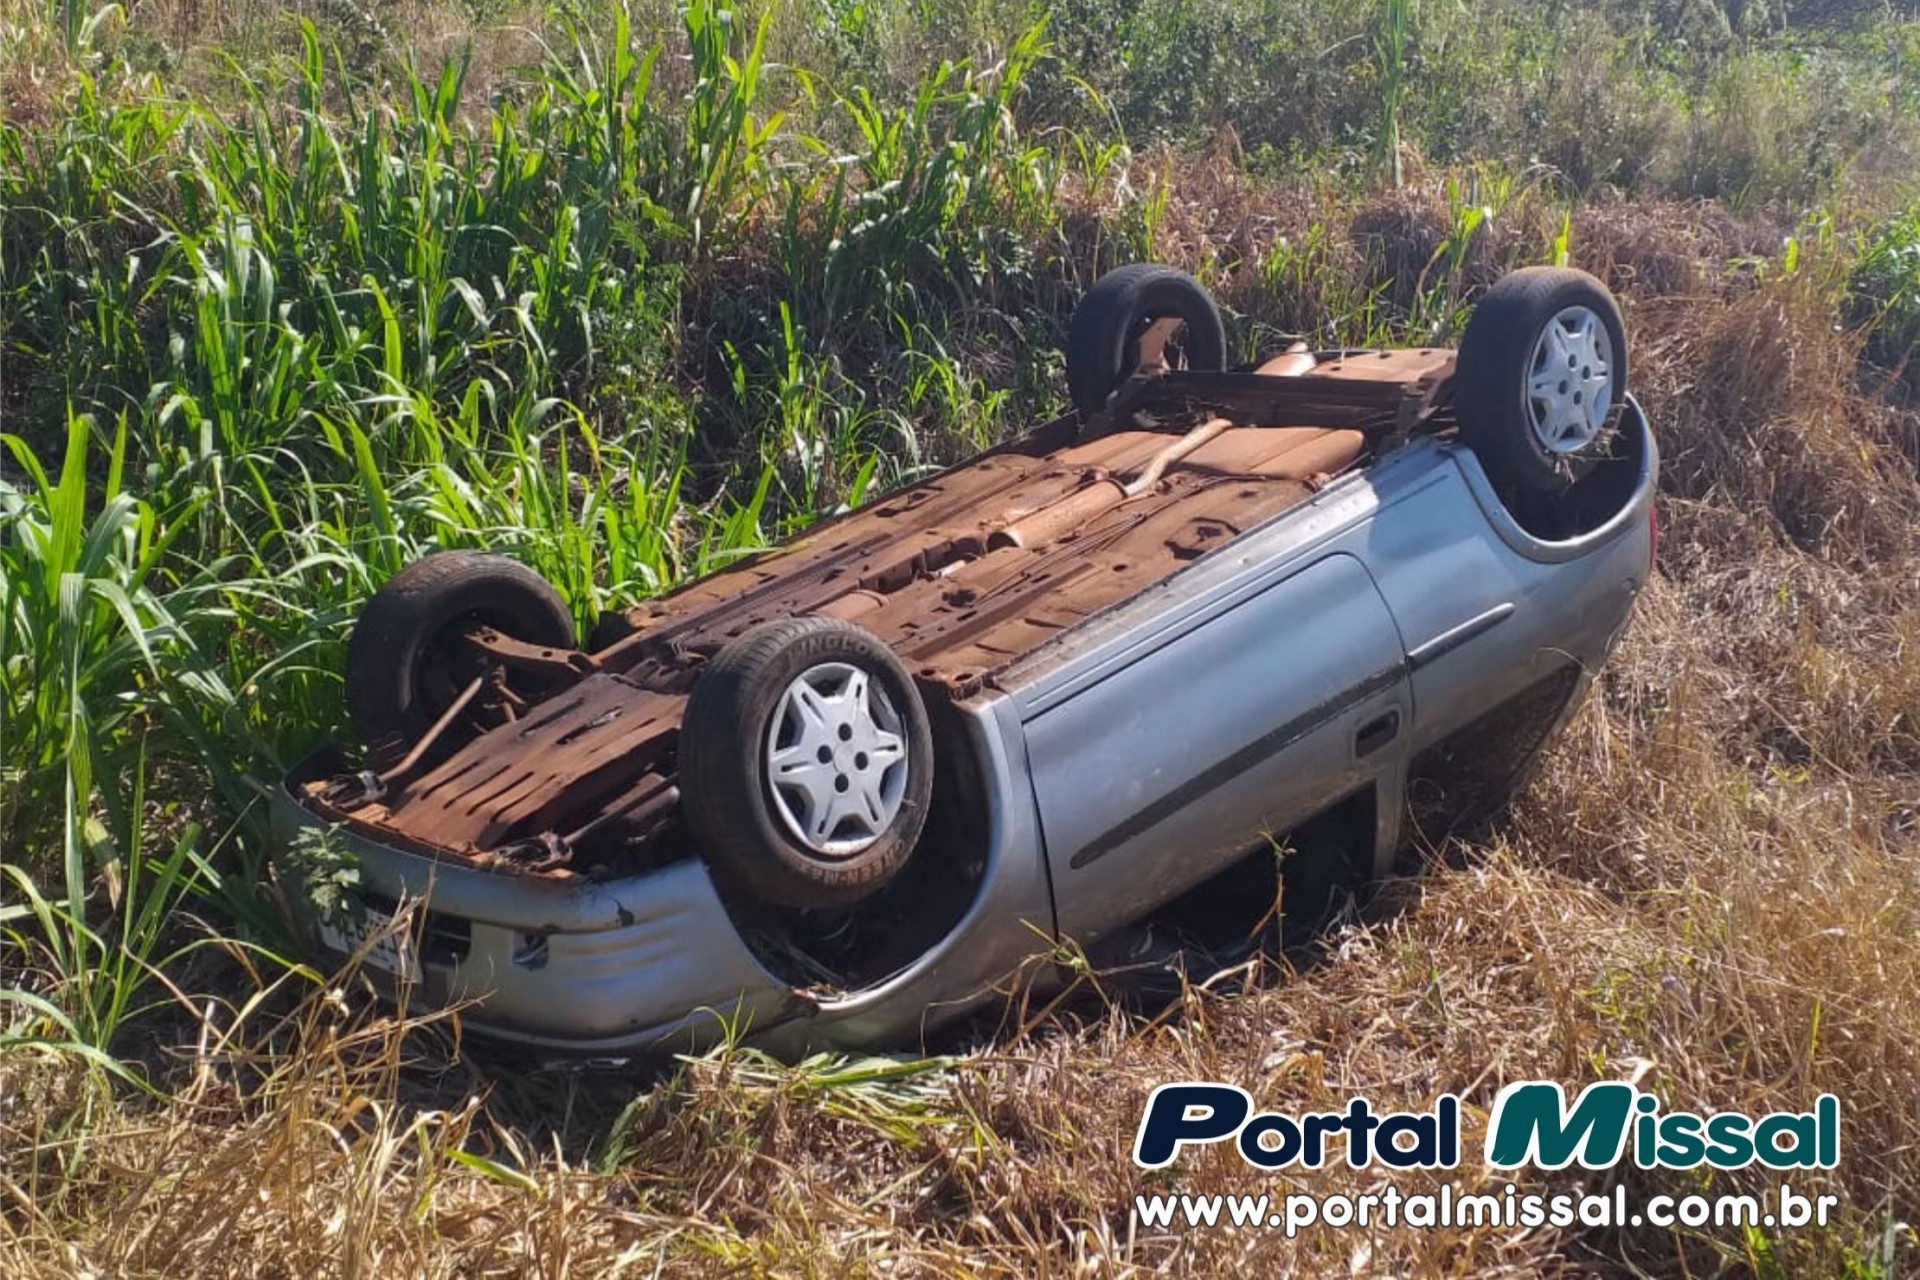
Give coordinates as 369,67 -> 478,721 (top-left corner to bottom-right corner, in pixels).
346,550 -> 574,743
680,616 -> 935,910
1454,267 -> 1629,492
1066,263 -> 1228,417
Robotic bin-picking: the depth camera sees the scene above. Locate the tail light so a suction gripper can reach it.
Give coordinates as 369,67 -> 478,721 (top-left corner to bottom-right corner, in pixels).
1647,502 -> 1659,572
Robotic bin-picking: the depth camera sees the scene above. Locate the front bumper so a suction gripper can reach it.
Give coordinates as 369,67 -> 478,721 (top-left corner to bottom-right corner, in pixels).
270,763 -> 801,1053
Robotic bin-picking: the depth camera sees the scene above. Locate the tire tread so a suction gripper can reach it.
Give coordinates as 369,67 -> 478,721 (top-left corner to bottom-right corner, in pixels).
1453,267 -> 1629,493
1066,263 -> 1228,416
679,616 -> 935,910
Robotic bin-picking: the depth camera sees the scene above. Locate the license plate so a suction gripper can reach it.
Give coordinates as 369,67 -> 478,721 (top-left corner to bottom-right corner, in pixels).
317,905 -> 420,982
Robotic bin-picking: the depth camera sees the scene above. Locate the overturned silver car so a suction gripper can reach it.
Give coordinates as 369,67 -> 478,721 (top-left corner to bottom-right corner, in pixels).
274,264 -> 1657,1054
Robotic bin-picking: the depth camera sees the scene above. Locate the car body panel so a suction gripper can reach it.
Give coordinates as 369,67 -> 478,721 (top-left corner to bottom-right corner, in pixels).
271,783 -> 798,1047
1028,551 -> 1408,942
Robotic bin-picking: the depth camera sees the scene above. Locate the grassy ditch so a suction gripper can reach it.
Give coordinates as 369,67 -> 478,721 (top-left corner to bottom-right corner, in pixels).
2,0 -> 1919,1273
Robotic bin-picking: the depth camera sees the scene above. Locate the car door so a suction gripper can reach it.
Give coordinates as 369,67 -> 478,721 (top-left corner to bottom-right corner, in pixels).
1025,552 -> 1410,943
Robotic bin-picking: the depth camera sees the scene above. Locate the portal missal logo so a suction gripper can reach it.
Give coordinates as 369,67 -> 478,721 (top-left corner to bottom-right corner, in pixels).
1132,1081 -> 1841,1172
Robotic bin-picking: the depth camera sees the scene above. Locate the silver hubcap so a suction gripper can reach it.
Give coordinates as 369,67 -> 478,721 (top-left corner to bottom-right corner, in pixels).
1527,305 -> 1615,454
765,662 -> 909,856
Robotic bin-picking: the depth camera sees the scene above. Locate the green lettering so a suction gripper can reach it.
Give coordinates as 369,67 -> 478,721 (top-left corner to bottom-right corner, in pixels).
1486,1083 -> 1634,1169
1655,1112 -> 1706,1167
1755,1114 -> 1820,1168
1704,1112 -> 1753,1167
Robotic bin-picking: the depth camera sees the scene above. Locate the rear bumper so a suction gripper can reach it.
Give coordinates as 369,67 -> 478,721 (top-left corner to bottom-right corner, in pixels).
270,768 -> 799,1053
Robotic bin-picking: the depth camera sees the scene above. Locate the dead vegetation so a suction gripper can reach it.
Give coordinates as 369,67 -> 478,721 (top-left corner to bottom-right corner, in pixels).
4,0 -> 1920,1266
3,178 -> 1918,1277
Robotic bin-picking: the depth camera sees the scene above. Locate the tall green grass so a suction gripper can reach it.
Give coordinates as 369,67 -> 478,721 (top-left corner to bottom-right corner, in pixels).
0,0 -> 1099,1056
1853,202 -> 1920,380
3,0 -> 1918,1070
1374,0 -> 1413,187
0,412 -> 276,1060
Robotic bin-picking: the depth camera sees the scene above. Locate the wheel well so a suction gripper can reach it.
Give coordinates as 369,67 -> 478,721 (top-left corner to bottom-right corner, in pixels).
716,689 -> 992,990
1499,404 -> 1651,541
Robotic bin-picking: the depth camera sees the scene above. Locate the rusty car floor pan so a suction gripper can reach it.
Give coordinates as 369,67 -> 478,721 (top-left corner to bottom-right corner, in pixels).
309,351 -> 1459,865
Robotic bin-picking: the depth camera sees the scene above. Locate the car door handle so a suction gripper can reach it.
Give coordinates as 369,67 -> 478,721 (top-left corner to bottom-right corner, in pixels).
1355,710 -> 1400,758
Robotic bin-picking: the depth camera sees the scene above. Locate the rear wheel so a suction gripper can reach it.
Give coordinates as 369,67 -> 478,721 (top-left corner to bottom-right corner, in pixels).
346,551 -> 574,743
1065,263 -> 1228,417
679,616 -> 935,910
1454,267 -> 1628,492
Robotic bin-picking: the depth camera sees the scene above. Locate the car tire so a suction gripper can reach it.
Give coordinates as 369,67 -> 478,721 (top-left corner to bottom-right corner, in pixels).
346,551 -> 574,743
680,616 -> 935,910
1066,263 -> 1228,417
1454,267 -> 1629,492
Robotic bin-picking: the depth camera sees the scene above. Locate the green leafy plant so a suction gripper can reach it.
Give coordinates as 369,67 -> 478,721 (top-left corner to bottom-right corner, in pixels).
1375,0 -> 1415,187
1,744 -> 229,1061
1851,205 -> 1920,377
277,824 -> 365,934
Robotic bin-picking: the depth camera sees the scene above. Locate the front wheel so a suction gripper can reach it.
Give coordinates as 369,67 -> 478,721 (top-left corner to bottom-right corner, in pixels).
1454,267 -> 1629,493
679,616 -> 936,910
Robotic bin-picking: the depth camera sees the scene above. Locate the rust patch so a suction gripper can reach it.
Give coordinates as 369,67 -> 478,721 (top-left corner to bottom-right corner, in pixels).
327,353 -> 1453,864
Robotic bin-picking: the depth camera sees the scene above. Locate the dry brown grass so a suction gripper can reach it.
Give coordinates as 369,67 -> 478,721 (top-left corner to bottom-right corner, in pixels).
5,187 -> 1920,1278
0,0 -> 80,131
